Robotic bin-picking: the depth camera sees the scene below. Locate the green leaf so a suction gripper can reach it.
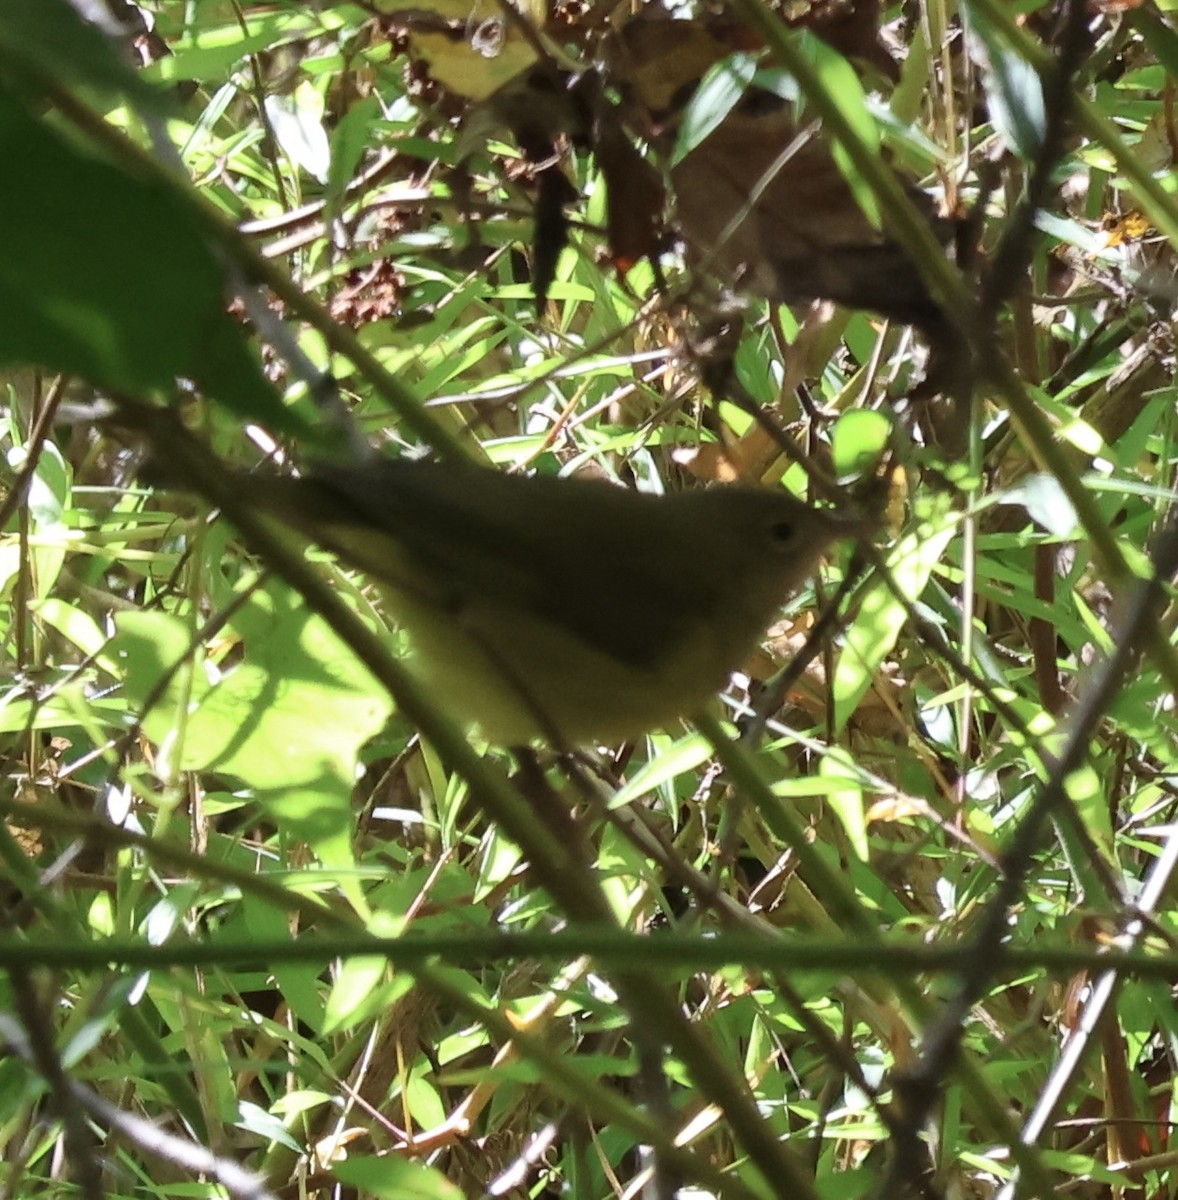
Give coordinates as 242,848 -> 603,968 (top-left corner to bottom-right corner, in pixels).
831,410 -> 892,480
327,95 -> 382,217
610,732 -> 713,808
834,499 -> 957,730
1128,8 -> 1178,83
332,1154 -> 464,1200
265,81 -> 331,183
797,29 -> 882,227
672,52 -> 758,166
112,581 -> 391,868
0,87 -> 288,425
0,0 -> 169,112
819,747 -> 868,860
241,900 -> 328,1033
962,0 -> 1046,159
146,11 -> 322,83
32,599 -> 111,668
1000,474 -> 1079,537
236,1100 -> 303,1152
9,440 -> 69,527
323,952 -> 394,1033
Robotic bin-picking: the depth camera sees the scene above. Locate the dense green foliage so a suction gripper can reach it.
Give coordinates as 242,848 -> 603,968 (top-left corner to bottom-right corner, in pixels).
2,1 -> 1178,1198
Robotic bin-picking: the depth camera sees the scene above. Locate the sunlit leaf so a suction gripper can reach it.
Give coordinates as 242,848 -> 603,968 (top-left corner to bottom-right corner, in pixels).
672,52 -> 757,166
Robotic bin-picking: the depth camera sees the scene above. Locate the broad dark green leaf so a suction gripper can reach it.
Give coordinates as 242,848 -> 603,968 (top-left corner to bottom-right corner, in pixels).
0,0 -> 168,111
0,87 -> 286,423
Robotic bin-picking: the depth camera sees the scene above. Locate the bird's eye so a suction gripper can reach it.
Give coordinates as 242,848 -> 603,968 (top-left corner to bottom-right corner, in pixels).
768,520 -> 795,545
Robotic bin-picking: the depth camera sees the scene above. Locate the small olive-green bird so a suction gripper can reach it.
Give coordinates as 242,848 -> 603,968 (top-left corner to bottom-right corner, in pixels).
235,458 -> 870,746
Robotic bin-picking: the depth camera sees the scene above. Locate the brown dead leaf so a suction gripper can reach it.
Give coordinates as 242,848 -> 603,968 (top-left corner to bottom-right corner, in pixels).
1098,208 -> 1153,248
610,17 -> 732,118
670,102 -> 949,328
613,11 -> 954,333
676,423 -> 788,484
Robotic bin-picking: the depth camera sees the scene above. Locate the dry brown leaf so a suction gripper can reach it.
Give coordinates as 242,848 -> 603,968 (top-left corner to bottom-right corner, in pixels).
613,11 -> 954,332
378,0 -> 545,101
